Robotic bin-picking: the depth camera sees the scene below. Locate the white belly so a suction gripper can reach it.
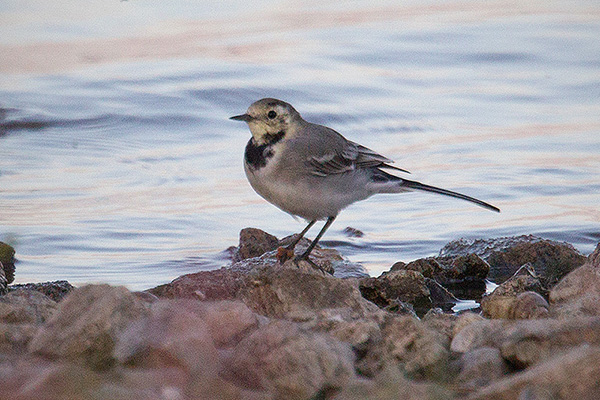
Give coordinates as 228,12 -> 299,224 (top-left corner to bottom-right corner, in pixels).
244,154 -> 373,221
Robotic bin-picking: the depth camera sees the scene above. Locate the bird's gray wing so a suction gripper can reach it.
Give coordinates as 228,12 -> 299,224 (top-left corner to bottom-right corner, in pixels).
306,137 -> 407,177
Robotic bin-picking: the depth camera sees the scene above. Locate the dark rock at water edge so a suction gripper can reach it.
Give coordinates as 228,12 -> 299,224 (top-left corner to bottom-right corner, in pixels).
0,241 -> 16,285
440,235 -> 586,286
9,280 -> 74,302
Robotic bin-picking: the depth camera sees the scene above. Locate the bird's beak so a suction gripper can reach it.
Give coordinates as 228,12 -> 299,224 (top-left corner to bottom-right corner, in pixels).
229,113 -> 253,122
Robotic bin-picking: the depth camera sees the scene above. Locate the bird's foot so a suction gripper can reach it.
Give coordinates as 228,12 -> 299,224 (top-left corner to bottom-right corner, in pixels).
292,253 -> 328,274
276,246 -> 295,264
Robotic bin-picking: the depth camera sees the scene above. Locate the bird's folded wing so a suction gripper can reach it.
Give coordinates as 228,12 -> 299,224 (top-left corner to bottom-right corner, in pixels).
306,140 -> 400,176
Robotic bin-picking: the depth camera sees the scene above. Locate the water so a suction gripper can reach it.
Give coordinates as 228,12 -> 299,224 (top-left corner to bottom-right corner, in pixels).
1,0 -> 599,290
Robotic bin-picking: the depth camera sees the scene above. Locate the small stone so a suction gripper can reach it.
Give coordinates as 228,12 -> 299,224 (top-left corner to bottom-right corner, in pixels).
342,227 -> 364,238
237,228 -> 279,260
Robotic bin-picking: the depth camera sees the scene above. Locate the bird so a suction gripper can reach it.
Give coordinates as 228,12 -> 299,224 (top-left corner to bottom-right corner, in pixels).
230,98 -> 499,270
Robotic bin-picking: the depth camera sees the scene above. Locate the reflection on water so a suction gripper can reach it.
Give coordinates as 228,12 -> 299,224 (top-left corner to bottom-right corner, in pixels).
1,0 -> 599,290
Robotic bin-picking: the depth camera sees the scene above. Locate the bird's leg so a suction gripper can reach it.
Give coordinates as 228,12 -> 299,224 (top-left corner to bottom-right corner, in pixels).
276,220 -> 316,263
294,216 -> 336,270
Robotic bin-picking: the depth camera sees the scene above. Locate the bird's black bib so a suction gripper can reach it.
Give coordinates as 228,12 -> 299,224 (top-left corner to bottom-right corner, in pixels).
244,131 -> 285,170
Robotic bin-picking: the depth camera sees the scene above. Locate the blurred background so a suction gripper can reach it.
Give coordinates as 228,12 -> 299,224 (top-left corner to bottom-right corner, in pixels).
1,0 -> 599,290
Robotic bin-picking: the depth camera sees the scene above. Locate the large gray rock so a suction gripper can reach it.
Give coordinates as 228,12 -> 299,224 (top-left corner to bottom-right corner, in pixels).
28,284 -> 148,369
224,320 -> 355,400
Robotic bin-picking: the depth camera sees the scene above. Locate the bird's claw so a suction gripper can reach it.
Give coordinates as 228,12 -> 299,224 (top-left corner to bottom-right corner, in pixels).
276,246 -> 295,264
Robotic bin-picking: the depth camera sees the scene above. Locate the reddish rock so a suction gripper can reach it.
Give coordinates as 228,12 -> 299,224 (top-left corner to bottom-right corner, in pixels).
148,268 -> 245,301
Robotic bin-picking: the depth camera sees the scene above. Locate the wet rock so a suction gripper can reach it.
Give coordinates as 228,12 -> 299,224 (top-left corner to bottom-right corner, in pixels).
343,226 -> 364,238
224,320 -> 355,400
114,300 -> 220,372
240,265 -> 378,319
550,243 -> 600,317
0,263 -> 7,295
481,264 -> 547,319
8,280 -> 74,302
456,347 -> 509,393
28,284 -> 148,370
360,269 -> 457,315
236,227 -> 279,260
440,235 -> 586,286
359,270 -> 432,313
465,345 -> 600,400
148,268 -> 245,301
394,255 -> 489,300
0,241 -> 15,285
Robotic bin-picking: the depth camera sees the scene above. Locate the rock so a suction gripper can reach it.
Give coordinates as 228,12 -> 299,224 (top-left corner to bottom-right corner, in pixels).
0,241 -> 15,285
193,300 -> 260,347
499,317 -> 600,369
359,270 -> 432,314
237,228 -> 279,260
241,266 -> 378,319
465,345 -> 600,400
550,243 -> 600,317
394,255 -> 489,300
343,226 -> 364,238
481,264 -> 548,319
509,292 -> 549,320
456,347 -> 509,393
28,284 -> 148,369
8,280 -> 74,302
0,360 -> 104,400
147,268 -> 245,301
224,320 -> 355,400
0,263 -> 7,295
451,319 -> 508,354
331,365 -> 452,400
440,235 -> 586,286
0,290 -> 57,324
363,315 -> 450,380
114,300 -> 220,372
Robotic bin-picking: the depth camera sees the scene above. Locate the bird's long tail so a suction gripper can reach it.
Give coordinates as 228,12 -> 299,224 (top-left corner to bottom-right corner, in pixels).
372,168 -> 500,213
401,178 -> 500,212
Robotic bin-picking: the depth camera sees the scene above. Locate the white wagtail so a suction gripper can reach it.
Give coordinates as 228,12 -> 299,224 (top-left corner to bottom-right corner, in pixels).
231,98 -> 499,267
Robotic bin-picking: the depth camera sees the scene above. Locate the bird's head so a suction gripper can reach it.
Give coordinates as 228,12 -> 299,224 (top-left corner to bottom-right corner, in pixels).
230,98 -> 301,144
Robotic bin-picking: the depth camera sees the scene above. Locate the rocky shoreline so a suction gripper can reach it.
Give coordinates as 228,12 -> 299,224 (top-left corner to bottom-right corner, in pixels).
1,231 -> 599,399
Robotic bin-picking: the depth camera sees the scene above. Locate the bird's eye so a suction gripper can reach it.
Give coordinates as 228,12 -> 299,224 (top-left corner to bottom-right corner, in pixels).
267,110 -> 277,119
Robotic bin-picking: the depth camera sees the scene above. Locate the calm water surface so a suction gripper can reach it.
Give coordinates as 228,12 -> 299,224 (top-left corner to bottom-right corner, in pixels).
1,1 -> 599,290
